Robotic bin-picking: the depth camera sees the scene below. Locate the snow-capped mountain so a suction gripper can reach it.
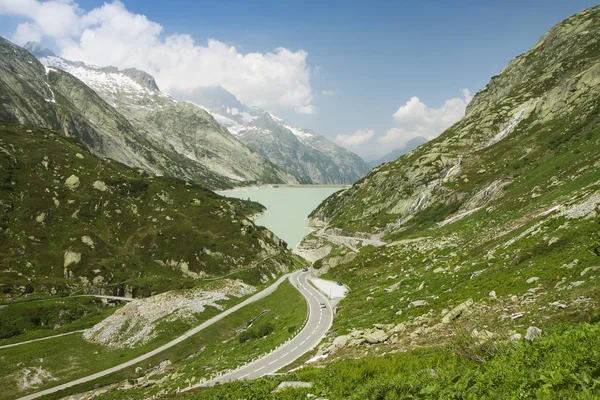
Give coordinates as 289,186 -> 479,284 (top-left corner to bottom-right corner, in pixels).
179,86 -> 371,185
22,42 -> 298,188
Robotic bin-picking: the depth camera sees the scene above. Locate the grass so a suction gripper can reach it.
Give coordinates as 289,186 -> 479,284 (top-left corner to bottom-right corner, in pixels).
0,123 -> 294,301
22,279 -> 306,400
182,319 -> 600,399
0,297 -> 122,345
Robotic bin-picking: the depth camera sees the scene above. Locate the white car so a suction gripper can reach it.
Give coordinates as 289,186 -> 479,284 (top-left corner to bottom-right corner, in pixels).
320,302 -> 326,308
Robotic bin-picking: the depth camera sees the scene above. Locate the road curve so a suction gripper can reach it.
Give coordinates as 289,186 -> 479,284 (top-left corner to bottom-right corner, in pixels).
15,273 -> 292,400
196,270 -> 333,387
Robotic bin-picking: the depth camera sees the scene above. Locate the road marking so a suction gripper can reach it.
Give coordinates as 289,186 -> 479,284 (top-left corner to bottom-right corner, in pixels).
256,366 -> 264,371
292,346 -> 298,351
239,373 -> 249,379
269,360 -> 278,365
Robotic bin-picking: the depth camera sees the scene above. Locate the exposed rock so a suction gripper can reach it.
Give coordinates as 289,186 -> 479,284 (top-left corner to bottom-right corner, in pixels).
525,326 -> 542,341
81,235 -> 95,249
509,333 -> 522,341
35,213 -> 46,223
84,281 -> 255,348
273,382 -> 313,393
391,323 -> 406,333
364,329 -> 389,344
409,300 -> 427,308
489,290 -> 497,298
93,180 -> 108,191
526,277 -> 539,284
64,251 -> 81,267
75,153 -> 84,159
65,174 -> 80,189
580,266 -> 599,276
441,299 -> 473,324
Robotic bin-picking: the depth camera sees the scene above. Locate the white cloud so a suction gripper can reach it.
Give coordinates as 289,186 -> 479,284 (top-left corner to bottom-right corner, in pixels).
0,0 -> 315,114
335,129 -> 374,148
378,89 -> 472,147
321,90 -> 335,96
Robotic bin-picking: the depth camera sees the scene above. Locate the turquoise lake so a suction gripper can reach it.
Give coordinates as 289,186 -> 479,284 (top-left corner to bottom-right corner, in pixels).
218,186 -> 345,249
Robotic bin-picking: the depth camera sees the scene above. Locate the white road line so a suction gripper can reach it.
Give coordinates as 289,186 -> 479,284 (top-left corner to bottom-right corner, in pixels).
256,366 -> 264,371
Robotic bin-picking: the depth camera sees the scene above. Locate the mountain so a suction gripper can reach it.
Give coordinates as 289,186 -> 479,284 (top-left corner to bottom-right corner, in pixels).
0,122 -> 293,300
30,44 -> 299,188
180,86 -> 371,184
368,136 -> 428,168
287,4 -> 600,390
1,38 -> 297,189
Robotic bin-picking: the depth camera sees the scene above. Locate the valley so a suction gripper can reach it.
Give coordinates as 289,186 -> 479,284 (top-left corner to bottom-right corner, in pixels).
1,2 -> 600,400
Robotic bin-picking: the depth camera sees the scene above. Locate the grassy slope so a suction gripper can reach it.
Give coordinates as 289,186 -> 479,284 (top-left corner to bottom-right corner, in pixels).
183,320 -> 600,399
0,123 -> 294,301
185,5 -> 600,399
16,280 -> 307,400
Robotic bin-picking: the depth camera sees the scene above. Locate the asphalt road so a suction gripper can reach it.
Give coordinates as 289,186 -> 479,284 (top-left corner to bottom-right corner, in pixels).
198,270 -> 333,387
15,273 -> 292,400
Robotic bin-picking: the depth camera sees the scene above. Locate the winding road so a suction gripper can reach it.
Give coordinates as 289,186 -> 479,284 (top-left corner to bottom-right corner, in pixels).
15,270 -> 333,400
195,270 -> 333,387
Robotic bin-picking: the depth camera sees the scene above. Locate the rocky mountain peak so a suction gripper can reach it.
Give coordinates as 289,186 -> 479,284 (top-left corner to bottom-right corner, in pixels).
23,41 -> 56,58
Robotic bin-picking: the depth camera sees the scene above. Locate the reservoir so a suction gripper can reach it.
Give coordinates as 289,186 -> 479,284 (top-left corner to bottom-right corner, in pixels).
218,186 -> 346,249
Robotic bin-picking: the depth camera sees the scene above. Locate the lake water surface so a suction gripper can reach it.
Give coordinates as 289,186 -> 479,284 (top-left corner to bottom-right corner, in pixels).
218,186 -> 345,249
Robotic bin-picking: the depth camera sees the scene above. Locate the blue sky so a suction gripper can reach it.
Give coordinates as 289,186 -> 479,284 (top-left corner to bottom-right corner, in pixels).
0,0 -> 597,159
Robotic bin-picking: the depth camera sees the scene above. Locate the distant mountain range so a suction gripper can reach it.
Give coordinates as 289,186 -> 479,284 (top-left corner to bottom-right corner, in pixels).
368,136 -> 428,168
23,42 -> 371,186
179,86 -> 372,185
16,41 -> 298,189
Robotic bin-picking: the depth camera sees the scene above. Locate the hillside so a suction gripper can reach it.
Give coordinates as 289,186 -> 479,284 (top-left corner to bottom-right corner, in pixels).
0,37 -> 296,190
0,123 -> 294,300
34,50 -> 299,188
181,86 -> 371,184
282,4 -> 600,395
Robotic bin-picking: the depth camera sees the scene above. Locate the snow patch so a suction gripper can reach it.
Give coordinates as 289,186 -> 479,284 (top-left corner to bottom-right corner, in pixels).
307,276 -> 347,299
285,125 -> 314,139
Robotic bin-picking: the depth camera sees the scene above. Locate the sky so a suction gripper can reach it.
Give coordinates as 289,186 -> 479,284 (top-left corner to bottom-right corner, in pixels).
0,0 -> 597,160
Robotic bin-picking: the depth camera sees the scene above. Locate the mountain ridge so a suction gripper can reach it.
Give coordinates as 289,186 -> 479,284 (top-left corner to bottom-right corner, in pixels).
181,86 -> 372,185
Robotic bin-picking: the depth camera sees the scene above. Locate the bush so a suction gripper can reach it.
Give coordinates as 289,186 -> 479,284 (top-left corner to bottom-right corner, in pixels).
238,322 -> 275,343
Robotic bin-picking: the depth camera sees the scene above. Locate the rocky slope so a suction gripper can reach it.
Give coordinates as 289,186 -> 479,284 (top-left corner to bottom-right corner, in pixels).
31,48 -> 298,188
0,123 -> 293,300
310,5 -> 600,235
180,86 -> 371,184
295,4 -> 600,365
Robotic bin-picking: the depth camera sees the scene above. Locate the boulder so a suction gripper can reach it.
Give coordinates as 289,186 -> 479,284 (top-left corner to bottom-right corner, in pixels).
509,333 -> 522,341
65,175 -> 80,189
441,299 -> 473,324
64,251 -> 81,267
332,335 -> 351,348
364,329 -> 389,344
81,235 -> 95,249
526,277 -> 539,284
409,300 -> 427,308
391,323 -> 406,333
93,180 -> 108,192
525,326 -> 542,341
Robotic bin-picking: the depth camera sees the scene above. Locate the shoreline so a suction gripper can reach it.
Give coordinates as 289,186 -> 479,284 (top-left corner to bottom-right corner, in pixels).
217,184 -> 350,193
